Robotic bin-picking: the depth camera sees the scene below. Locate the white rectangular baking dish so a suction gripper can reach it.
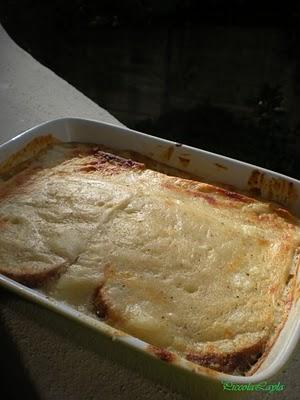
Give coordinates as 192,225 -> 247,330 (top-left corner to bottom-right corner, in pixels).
0,117 -> 299,399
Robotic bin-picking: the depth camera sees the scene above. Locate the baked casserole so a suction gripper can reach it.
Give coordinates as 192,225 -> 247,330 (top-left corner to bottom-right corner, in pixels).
0,135 -> 299,375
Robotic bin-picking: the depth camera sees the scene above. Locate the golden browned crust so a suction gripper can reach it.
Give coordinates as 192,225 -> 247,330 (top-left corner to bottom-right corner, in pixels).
161,177 -> 257,209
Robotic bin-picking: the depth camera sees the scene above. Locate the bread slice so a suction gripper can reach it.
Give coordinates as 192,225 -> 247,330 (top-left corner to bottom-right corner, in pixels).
0,142 -> 139,286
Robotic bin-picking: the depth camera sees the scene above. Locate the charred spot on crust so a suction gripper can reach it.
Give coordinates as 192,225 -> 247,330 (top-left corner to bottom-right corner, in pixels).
93,279 -> 125,325
212,186 -> 253,203
95,151 -> 144,168
186,340 -> 266,375
79,150 -> 145,174
93,284 -> 109,319
221,190 -> 251,203
148,345 -> 175,363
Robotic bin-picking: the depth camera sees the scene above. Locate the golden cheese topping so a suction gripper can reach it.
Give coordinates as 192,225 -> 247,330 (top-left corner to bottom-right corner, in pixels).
0,139 -> 299,375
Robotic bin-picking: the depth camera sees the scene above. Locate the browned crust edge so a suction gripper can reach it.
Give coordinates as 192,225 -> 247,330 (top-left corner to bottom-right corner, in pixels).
0,263 -> 67,288
186,339 -> 267,375
93,270 -> 125,325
